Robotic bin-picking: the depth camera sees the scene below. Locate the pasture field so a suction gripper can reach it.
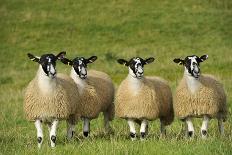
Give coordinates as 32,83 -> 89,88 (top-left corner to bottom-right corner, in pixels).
0,0 -> 232,154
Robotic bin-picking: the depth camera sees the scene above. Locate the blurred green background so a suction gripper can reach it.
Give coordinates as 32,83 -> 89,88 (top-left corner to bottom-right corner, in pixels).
0,0 -> 231,154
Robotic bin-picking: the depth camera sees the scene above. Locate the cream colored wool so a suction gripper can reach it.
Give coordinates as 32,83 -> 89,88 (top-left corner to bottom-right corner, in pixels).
115,76 -> 174,125
24,73 -> 79,122
174,74 -> 227,120
77,70 -> 115,120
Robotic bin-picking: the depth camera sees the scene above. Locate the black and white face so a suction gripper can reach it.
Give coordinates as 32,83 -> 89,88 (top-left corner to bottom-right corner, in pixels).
173,55 -> 208,78
60,56 -> 97,79
117,57 -> 155,79
27,52 -> 66,78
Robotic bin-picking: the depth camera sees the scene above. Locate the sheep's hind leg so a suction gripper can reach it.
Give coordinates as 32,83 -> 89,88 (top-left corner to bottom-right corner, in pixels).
67,115 -> 76,139
35,119 -> 43,148
160,120 -> 166,138
186,117 -> 194,138
127,118 -> 136,141
50,119 -> 59,148
103,111 -> 113,133
140,119 -> 148,140
83,118 -> 90,137
218,117 -> 224,135
201,115 -> 210,139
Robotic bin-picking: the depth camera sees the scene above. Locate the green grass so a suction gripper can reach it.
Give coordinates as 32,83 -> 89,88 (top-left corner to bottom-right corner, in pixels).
0,0 -> 232,154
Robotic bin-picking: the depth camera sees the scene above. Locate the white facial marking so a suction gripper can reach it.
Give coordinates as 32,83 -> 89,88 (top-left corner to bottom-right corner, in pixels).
129,58 -> 144,78
188,56 -> 197,71
186,56 -> 200,78
50,64 -> 56,75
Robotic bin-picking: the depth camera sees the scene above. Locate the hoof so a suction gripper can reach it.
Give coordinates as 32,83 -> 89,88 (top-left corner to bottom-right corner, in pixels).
83,131 -> 89,137
130,132 -> 136,141
37,137 -> 42,143
202,130 -> 207,136
71,131 -> 75,137
140,132 -> 146,139
188,131 -> 193,137
51,135 -> 56,143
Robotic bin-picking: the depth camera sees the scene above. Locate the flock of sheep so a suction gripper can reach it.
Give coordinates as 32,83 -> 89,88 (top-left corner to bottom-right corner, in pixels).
24,52 -> 228,148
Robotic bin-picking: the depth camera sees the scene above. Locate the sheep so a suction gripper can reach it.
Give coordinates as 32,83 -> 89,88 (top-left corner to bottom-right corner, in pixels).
24,52 -> 79,148
60,56 -> 115,137
173,55 -> 228,138
115,57 -> 174,140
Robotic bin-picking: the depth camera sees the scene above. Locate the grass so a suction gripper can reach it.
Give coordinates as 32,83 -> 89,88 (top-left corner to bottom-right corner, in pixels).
0,0 -> 232,154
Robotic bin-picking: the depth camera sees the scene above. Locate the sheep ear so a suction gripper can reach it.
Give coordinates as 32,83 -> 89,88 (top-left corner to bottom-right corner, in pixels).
199,55 -> 208,62
87,56 -> 97,63
56,51 -> 66,60
60,58 -> 73,66
27,53 -> 40,63
144,57 -> 155,64
173,58 -> 184,65
117,59 -> 129,66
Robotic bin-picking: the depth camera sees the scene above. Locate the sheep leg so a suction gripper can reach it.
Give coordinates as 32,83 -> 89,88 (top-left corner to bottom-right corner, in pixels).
127,118 -> 136,141
47,122 -> 51,132
186,117 -> 194,138
66,119 -> 76,140
67,123 -> 76,140
35,119 -> 43,148
218,118 -> 224,135
83,118 -> 90,137
140,119 -> 148,140
103,111 -> 112,133
201,115 -> 210,139
49,119 -> 58,148
160,120 -> 166,137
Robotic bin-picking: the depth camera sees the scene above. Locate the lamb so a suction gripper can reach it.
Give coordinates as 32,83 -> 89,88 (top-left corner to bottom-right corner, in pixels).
173,55 -> 227,138
115,57 -> 174,140
60,56 -> 115,137
24,52 -> 79,148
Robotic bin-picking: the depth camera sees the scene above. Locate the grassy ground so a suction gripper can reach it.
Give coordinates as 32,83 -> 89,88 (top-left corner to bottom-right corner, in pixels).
0,0 -> 232,154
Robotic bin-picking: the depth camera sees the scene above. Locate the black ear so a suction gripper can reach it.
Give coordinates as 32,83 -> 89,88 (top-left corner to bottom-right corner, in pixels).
173,58 -> 184,65
60,58 -> 73,66
87,56 -> 97,63
56,51 -> 66,60
117,59 -> 129,66
199,55 -> 208,62
27,53 -> 40,63
144,57 -> 155,64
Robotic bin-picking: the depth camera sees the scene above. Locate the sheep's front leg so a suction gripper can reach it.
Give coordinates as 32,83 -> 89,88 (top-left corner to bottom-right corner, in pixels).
83,118 -> 90,137
50,119 -> 58,148
127,118 -> 136,141
218,118 -> 224,135
201,115 -> 210,139
140,119 -> 148,140
35,119 -> 43,148
186,117 -> 194,138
